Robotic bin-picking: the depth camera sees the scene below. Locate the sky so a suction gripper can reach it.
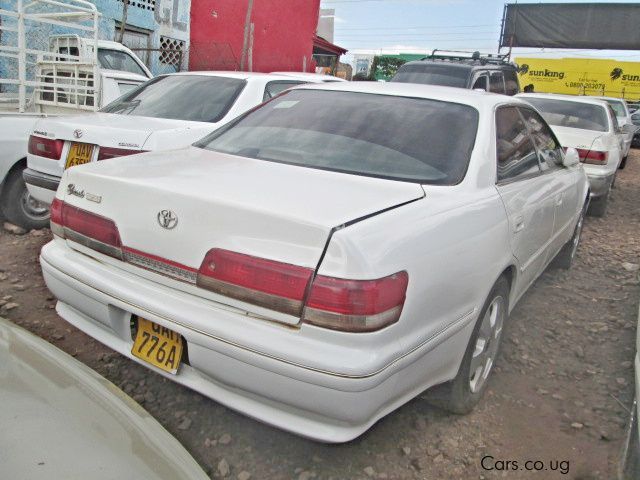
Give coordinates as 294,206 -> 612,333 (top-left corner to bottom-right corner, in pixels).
319,0 -> 640,63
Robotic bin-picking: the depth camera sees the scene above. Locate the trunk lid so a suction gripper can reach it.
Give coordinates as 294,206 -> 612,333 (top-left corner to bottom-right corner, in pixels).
59,146 -> 424,319
551,125 -> 604,151
31,113 -> 215,177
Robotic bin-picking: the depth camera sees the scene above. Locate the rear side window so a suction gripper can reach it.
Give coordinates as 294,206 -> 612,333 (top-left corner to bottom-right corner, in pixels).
504,70 -> 519,96
489,72 -> 505,94
608,106 -> 620,131
496,106 -> 540,182
391,63 -> 471,88
472,75 -> 488,91
263,81 -> 304,102
606,100 -> 627,117
519,107 -> 564,171
198,89 -> 479,185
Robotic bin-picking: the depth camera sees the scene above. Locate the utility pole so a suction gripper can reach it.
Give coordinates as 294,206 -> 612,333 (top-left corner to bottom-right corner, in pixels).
119,0 -> 129,43
240,0 -> 254,71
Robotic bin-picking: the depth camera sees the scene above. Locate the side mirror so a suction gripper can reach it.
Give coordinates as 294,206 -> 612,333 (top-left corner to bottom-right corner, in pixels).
563,147 -> 580,167
622,123 -> 639,134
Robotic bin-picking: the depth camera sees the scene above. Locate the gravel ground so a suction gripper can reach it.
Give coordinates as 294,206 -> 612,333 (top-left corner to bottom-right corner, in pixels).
1,152 -> 639,480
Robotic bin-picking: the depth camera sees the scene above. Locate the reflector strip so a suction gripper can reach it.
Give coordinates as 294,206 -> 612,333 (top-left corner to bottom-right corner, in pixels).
122,247 -> 198,283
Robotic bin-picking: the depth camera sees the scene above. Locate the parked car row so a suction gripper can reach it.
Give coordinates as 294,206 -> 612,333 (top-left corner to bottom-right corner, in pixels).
37,79 -> 590,442
517,93 -> 636,216
4,35 -> 629,444
24,72 -> 327,205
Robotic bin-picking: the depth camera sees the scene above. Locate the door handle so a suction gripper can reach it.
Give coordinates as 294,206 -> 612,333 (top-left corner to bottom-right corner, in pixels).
514,215 -> 525,233
555,194 -> 564,206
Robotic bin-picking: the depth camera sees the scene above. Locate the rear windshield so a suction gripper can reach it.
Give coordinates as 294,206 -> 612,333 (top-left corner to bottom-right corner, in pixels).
391,63 -> 471,88
524,98 -> 609,132
101,75 -> 246,123
196,89 -> 479,185
606,99 -> 626,117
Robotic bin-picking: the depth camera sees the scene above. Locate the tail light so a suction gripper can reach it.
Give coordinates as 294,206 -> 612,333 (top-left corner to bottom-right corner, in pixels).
197,248 -> 408,332
28,135 -> 64,160
50,198 -> 122,259
576,148 -> 608,165
303,272 -> 409,332
197,249 -> 313,316
97,146 -> 146,161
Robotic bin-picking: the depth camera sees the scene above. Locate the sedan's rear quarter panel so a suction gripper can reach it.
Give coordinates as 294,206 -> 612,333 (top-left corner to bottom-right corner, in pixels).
321,183 -> 513,384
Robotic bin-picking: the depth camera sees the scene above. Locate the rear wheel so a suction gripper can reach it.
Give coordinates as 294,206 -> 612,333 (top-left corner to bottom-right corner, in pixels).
427,277 -> 509,414
0,168 -> 50,230
619,155 -> 628,170
553,203 -> 585,269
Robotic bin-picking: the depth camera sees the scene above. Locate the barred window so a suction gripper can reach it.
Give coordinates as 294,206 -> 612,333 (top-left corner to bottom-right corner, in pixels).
116,0 -> 156,12
159,36 -> 186,68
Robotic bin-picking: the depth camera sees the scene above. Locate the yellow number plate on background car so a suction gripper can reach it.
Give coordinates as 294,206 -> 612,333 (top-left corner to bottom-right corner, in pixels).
65,142 -> 94,169
132,318 -> 183,374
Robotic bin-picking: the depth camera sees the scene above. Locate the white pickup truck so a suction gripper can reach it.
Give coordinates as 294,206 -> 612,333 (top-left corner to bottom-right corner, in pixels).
0,0 -> 151,230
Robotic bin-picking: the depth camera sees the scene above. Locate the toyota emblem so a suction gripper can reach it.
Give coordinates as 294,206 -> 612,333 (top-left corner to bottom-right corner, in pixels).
157,210 -> 178,230
73,129 -> 83,139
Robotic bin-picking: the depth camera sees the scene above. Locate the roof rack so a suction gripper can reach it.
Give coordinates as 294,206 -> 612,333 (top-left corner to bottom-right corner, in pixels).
421,50 -> 511,65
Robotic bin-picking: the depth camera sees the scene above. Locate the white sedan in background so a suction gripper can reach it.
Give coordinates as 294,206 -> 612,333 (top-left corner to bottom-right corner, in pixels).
518,93 -> 633,217
24,72 -> 321,204
39,83 -> 588,442
595,96 -> 635,167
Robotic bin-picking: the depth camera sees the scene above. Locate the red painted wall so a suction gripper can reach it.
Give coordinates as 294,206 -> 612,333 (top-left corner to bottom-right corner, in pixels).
189,0 -> 321,72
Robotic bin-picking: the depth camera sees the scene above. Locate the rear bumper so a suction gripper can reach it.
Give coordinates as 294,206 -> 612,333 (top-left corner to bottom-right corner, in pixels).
586,172 -> 614,199
23,168 -> 59,204
40,240 -> 470,442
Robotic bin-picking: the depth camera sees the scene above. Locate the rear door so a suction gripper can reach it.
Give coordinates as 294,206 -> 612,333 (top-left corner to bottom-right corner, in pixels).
519,106 -> 581,253
494,106 -> 556,288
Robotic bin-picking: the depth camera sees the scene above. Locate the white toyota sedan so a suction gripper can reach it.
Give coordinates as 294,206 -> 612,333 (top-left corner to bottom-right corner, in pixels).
518,93 -> 632,216
40,83 -> 589,442
24,72 -> 321,205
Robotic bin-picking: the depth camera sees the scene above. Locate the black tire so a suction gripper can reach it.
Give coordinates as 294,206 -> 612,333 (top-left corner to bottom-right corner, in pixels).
619,155 -> 628,170
552,203 -> 585,269
0,167 -> 50,230
427,277 -> 510,414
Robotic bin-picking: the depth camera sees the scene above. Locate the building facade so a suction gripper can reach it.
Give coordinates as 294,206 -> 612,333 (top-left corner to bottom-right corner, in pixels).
0,0 -> 191,76
190,0 -> 339,73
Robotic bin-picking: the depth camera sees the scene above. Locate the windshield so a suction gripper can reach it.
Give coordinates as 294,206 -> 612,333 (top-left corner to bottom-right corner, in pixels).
391,63 -> 471,87
524,98 -> 609,132
97,49 -> 148,77
606,99 -> 627,117
196,89 -> 479,185
101,75 -> 247,123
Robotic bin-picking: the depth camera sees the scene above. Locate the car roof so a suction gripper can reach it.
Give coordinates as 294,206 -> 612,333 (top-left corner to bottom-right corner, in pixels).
160,71 -> 317,82
592,95 -> 626,104
271,72 -> 347,81
402,59 -> 515,70
517,93 -> 611,108
293,81 -> 527,110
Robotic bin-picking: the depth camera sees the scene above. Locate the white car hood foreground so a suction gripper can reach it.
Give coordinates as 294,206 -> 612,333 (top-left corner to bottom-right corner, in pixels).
0,317 -> 208,480
60,146 -> 425,274
35,112 -> 217,151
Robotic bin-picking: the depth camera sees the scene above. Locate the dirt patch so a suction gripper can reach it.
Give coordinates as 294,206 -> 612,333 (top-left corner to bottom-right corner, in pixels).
1,153 -> 639,480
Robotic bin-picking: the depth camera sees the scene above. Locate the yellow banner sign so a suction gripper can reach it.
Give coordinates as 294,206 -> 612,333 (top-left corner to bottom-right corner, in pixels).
515,57 -> 640,100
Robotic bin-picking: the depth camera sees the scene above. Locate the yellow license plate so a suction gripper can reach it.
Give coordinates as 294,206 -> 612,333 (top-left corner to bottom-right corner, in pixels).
131,318 -> 183,374
65,142 -> 94,169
